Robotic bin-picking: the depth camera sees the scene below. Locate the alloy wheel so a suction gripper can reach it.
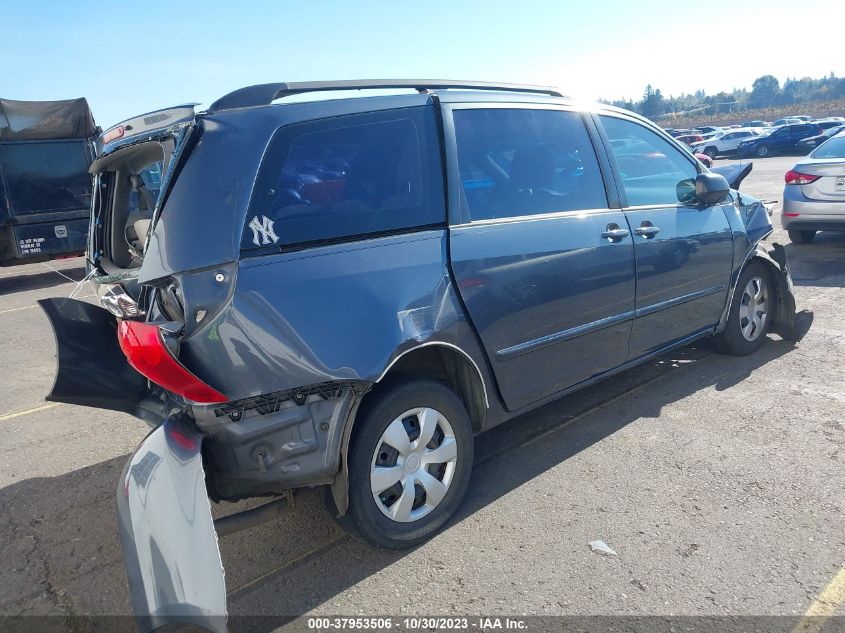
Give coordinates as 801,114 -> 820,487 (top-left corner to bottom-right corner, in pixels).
370,407 -> 457,523
739,276 -> 769,342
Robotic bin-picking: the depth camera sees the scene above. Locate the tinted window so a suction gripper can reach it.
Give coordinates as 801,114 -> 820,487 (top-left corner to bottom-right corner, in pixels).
600,116 -> 698,207
242,107 -> 443,251
452,108 -> 606,221
0,141 -> 91,215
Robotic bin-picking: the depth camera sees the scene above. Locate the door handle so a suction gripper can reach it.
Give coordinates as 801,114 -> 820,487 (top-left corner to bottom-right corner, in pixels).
601,224 -> 629,242
634,224 -> 660,238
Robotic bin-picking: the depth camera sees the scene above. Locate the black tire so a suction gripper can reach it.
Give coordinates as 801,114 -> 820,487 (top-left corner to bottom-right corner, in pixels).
756,145 -> 769,157
704,146 -> 718,159
788,229 -> 816,244
713,261 -> 772,356
345,380 -> 474,549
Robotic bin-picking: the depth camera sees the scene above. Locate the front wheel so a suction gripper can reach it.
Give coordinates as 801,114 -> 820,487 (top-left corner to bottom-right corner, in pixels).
756,145 -> 769,157
345,380 -> 474,549
713,261 -> 772,356
704,146 -> 718,159
788,229 -> 816,244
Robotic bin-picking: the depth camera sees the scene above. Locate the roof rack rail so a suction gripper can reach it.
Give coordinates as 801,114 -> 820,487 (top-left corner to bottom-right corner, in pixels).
207,79 -> 564,113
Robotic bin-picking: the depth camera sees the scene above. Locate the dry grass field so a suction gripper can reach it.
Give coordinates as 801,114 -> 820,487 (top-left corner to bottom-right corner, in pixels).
659,98 -> 845,128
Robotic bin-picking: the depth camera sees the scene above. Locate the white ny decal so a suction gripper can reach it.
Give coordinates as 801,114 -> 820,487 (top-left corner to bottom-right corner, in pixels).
248,215 -> 279,246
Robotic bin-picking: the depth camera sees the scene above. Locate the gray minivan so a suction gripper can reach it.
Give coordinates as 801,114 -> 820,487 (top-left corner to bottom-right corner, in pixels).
40,80 -> 810,633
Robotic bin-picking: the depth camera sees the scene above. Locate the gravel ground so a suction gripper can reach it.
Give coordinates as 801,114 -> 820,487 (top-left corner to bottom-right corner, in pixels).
0,155 -> 842,631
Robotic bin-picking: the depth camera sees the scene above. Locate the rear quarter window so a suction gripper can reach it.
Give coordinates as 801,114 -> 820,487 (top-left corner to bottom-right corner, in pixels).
241,106 -> 444,252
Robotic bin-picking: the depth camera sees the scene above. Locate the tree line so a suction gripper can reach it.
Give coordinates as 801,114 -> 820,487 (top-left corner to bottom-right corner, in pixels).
604,73 -> 845,119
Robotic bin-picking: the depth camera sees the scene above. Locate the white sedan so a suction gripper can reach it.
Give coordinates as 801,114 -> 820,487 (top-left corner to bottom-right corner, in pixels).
692,128 -> 763,159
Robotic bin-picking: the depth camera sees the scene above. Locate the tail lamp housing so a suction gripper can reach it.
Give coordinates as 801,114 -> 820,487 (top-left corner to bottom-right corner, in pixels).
785,170 -> 821,185
117,320 -> 227,404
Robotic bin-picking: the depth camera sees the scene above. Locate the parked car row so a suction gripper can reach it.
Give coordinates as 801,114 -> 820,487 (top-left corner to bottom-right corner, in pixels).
666,116 -> 845,159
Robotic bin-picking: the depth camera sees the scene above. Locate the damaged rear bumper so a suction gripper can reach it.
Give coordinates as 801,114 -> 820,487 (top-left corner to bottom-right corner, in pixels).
117,413 -> 227,633
37,297 -> 168,425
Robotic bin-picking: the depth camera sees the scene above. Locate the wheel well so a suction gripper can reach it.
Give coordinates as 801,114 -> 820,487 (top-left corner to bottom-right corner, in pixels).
329,344 -> 487,516
372,345 -> 487,432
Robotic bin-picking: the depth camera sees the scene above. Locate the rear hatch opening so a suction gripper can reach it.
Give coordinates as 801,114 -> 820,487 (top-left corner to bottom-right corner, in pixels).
88,105 -> 197,313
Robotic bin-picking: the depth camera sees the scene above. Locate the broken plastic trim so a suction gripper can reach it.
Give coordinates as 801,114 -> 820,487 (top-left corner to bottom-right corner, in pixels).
213,380 -> 370,420
717,242 -> 813,342
767,243 -> 814,342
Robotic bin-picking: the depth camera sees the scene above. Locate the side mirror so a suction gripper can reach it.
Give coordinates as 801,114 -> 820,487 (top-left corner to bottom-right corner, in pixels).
677,173 -> 730,205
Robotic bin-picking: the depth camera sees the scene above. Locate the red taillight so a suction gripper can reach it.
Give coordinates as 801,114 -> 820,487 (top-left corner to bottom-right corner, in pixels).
785,170 -> 821,185
117,320 -> 227,404
783,212 -> 800,217
102,125 -> 125,144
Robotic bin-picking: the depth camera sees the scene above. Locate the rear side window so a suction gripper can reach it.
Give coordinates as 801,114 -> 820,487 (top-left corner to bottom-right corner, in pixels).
452,108 -> 607,221
600,115 -> 698,207
242,107 -> 443,251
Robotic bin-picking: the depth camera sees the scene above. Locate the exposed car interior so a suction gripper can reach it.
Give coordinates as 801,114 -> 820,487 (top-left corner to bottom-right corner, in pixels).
90,141 -> 168,271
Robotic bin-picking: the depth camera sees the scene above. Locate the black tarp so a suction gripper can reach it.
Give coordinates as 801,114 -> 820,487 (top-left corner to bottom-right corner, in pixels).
0,98 -> 96,141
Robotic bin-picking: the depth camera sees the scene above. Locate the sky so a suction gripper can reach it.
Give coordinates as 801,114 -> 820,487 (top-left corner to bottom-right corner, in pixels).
2,0 -> 843,128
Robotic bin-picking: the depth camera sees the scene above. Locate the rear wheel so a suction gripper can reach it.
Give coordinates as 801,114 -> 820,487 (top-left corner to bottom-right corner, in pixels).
788,229 -> 816,244
345,380 -> 473,549
713,261 -> 772,356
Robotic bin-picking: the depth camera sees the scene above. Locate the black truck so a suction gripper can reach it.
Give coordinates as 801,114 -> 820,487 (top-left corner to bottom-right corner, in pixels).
0,98 -> 97,266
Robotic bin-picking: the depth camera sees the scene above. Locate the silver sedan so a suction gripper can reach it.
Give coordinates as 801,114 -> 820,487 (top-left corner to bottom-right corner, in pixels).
782,131 -> 845,243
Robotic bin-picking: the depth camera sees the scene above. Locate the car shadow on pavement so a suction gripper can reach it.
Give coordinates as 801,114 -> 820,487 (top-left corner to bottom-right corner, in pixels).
784,232 -> 845,288
0,339 -> 797,632
0,266 -> 86,296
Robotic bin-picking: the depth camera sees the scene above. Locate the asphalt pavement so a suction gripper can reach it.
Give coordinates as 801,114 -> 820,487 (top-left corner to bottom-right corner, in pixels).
0,155 -> 843,632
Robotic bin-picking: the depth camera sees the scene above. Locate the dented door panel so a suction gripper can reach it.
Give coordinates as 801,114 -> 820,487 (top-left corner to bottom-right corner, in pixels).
178,230 -> 488,402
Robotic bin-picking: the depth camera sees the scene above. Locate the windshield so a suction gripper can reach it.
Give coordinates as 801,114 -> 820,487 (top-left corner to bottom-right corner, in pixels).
811,135 -> 845,159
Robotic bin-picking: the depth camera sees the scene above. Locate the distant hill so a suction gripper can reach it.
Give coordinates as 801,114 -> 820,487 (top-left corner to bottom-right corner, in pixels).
603,74 -> 845,127
657,98 -> 845,129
